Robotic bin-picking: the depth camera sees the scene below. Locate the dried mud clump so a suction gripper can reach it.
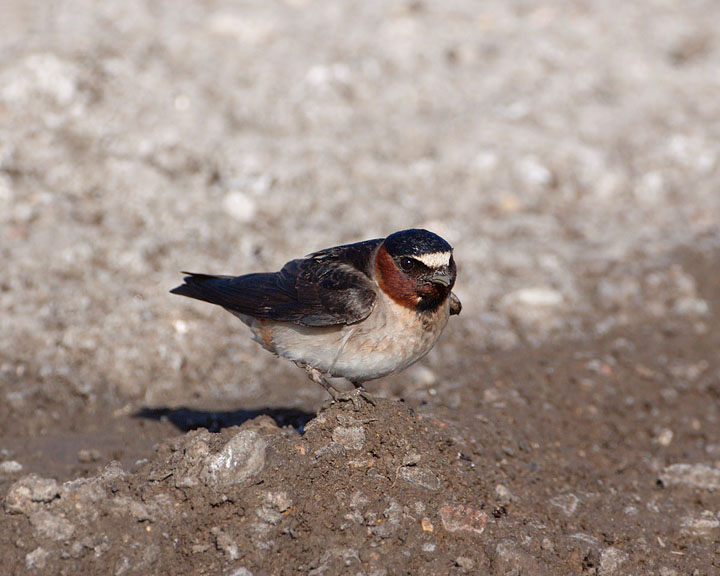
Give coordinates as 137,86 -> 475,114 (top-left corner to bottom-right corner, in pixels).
2,401 -> 505,575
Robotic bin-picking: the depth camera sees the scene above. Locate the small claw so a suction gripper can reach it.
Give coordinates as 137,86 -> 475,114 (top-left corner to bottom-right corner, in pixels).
357,388 -> 377,406
347,392 -> 363,411
322,387 -> 376,411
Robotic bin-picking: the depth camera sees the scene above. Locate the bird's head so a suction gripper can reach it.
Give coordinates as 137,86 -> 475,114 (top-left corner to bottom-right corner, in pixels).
374,229 -> 456,312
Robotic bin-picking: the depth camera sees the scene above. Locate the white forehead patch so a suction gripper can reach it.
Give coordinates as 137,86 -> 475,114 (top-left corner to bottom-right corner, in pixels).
414,251 -> 452,268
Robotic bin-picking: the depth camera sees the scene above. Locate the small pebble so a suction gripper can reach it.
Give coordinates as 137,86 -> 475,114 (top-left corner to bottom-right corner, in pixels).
331,426 -> 365,451
398,467 -> 440,491
77,449 -> 101,463
656,429 -> 673,446
599,547 -> 628,575
223,191 -> 257,223
540,537 -> 554,552
439,504 -> 488,536
549,493 -> 579,516
680,511 -> 719,536
494,484 -> 512,506
25,547 -> 49,570
0,460 -> 23,474
199,430 -> 267,487
659,463 -> 720,489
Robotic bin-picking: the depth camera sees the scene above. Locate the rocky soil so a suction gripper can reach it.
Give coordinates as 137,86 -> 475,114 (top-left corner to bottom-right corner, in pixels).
2,1 -> 720,574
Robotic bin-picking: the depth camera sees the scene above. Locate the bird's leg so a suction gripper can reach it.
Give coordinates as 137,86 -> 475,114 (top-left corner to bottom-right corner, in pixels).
303,365 -> 374,410
304,365 -> 346,405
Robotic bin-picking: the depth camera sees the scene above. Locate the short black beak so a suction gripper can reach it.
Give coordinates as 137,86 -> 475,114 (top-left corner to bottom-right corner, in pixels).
430,271 -> 452,288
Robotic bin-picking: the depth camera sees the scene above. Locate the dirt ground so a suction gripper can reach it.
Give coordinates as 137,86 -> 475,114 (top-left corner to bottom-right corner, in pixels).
2,1 -> 720,574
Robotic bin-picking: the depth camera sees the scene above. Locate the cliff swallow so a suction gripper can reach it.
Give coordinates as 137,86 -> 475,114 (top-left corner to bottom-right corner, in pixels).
171,228 -> 461,407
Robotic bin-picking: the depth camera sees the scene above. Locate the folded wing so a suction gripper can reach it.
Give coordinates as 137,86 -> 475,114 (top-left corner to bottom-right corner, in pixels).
170,240 -> 381,327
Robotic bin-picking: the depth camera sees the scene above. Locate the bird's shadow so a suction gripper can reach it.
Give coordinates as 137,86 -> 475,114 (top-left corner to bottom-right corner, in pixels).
134,406 -> 315,434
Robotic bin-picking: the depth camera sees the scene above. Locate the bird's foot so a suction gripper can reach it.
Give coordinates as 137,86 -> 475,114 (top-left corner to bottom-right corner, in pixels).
322,387 -> 377,411
303,364 -> 377,411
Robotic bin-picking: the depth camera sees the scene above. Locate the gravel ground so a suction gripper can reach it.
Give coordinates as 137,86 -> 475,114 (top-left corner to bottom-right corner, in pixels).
1,1 -> 720,574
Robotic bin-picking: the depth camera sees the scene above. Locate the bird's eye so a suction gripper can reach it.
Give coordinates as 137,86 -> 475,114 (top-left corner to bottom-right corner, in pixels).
399,257 -> 415,272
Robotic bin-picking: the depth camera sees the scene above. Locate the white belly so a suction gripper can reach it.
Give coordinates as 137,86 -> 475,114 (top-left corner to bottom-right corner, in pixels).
234,296 -> 450,383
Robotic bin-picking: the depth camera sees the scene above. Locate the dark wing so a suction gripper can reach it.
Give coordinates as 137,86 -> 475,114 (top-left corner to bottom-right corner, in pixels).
170,238 -> 383,327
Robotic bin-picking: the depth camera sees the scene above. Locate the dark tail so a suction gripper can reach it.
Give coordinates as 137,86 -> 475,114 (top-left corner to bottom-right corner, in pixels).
170,272 -> 235,307
170,271 -> 281,316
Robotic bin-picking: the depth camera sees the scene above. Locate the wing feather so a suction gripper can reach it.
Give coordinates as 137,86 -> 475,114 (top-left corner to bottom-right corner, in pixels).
170,239 -> 382,326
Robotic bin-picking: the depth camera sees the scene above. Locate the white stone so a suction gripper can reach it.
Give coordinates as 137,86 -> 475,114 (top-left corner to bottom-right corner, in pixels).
680,511 -> 720,535
502,287 -> 564,308
172,319 -> 188,335
398,467 -> 440,491
1,54 -> 78,105
0,460 -> 23,474
516,156 -> 553,186
549,493 -> 580,516
332,426 -> 365,451
200,430 -> 266,487
206,13 -> 276,44
599,547 -> 628,575
227,569 -> 254,576
222,191 -> 257,223
657,429 -> 673,446
25,547 -> 49,570
660,463 -> 720,489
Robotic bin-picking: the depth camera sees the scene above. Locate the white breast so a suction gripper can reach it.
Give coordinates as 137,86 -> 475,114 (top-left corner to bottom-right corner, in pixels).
237,294 -> 450,383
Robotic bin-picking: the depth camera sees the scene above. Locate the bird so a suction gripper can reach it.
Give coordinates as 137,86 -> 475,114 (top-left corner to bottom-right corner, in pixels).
170,228 -> 461,407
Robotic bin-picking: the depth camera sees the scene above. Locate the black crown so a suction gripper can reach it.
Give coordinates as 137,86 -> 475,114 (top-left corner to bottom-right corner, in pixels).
383,229 -> 452,257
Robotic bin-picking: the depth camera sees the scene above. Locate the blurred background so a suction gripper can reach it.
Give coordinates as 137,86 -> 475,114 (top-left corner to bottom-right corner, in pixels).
1,0 -> 718,429
3,3 -> 720,573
